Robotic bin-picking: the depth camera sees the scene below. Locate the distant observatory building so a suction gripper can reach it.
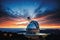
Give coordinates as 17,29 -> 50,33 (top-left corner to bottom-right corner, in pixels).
26,20 -> 40,34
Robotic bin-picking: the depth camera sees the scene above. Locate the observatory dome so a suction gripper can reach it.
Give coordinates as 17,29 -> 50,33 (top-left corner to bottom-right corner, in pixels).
26,21 -> 40,34
27,21 -> 39,29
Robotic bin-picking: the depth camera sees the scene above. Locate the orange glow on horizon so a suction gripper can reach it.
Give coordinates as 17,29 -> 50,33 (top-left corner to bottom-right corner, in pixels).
0,16 -> 60,28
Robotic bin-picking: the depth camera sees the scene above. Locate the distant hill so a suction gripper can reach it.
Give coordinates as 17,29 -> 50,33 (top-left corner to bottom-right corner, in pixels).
0,28 -> 60,34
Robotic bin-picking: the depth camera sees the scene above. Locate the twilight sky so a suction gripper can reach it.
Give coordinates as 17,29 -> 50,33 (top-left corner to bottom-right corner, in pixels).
0,0 -> 60,28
